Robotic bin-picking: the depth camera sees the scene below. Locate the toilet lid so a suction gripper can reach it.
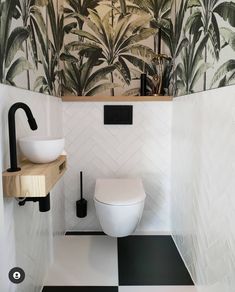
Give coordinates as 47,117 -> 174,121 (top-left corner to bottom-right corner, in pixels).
94,178 -> 146,206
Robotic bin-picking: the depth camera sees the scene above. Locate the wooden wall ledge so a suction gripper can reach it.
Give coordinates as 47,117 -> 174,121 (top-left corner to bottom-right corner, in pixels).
2,155 -> 67,198
62,95 -> 173,102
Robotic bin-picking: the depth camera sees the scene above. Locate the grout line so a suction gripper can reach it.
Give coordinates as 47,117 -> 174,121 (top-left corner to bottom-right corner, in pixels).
133,231 -> 171,236
65,231 -> 106,236
117,238 -> 119,287
64,230 -> 172,236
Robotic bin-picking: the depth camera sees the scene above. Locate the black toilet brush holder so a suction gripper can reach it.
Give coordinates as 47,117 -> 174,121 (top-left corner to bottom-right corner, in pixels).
76,171 -> 87,218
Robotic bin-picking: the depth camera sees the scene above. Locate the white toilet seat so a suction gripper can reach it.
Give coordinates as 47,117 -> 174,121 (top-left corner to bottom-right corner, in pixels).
94,178 -> 146,206
94,178 -> 146,237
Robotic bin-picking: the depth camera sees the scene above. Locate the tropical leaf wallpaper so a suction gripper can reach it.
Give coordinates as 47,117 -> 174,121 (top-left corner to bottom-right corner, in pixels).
61,0 -> 174,96
174,0 -> 235,96
0,0 -> 63,96
1,0 -> 235,98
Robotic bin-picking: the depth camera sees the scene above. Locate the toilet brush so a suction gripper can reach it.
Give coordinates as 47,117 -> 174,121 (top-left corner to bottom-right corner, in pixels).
76,171 -> 87,218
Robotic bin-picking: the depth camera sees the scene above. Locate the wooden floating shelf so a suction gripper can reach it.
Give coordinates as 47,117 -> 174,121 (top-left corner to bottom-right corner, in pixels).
2,155 -> 67,198
62,95 -> 173,102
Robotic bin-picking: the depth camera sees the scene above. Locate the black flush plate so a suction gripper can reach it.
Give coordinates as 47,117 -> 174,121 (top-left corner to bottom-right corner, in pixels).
104,105 -> 133,125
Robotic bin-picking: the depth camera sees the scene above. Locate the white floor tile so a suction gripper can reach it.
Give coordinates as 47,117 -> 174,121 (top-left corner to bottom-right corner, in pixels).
119,287 -> 197,292
45,236 -> 118,286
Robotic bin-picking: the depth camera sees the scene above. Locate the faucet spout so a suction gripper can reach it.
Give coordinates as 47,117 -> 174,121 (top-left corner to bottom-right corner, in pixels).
8,102 -> 38,172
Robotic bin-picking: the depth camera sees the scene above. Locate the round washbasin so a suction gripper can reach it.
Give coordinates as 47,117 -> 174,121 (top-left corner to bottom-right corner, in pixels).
19,136 -> 65,164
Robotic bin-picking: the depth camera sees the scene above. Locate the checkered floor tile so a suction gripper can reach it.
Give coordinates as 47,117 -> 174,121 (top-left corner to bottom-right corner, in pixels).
43,234 -> 195,292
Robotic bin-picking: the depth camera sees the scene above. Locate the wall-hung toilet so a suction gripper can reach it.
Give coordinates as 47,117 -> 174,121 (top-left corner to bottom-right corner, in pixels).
94,178 -> 146,237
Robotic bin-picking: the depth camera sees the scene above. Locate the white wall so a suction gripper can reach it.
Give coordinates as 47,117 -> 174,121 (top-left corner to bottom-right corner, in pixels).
2,70 -> 234,292
172,85 -> 235,292
0,84 -> 65,292
63,102 -> 172,233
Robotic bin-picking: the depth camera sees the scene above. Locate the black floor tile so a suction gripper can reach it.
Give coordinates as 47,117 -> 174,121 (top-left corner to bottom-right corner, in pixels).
42,287 -> 118,292
65,231 -> 106,236
118,235 -> 194,286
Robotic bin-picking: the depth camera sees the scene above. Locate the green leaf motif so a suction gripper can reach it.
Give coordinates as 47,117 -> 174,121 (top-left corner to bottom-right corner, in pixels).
6,27 -> 29,68
214,2 -> 235,27
211,60 -> 235,87
86,83 -> 120,96
220,27 -> 235,51
2,0 -> 235,97
6,57 -> 32,82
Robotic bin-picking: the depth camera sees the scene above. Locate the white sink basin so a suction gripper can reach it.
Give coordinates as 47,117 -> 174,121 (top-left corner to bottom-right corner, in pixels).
19,136 -> 65,164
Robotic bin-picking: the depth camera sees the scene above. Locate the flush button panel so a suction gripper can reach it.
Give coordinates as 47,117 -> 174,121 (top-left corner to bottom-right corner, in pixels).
104,105 -> 133,125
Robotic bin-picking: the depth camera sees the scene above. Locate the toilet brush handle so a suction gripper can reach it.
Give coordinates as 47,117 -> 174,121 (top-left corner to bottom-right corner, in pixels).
80,171 -> 83,200
76,171 -> 87,218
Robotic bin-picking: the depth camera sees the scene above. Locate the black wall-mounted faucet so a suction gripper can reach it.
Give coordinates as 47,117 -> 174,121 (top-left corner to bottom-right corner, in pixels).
7,102 -> 38,172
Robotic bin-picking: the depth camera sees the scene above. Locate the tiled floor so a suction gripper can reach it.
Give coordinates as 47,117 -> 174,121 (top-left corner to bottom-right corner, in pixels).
43,287 -> 196,292
44,236 -> 118,286
43,235 -> 196,292
119,288 -> 196,292
118,236 -> 193,286
43,288 -> 118,291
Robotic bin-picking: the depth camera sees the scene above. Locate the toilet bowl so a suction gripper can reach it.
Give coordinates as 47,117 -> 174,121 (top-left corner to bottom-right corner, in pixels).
94,178 -> 146,237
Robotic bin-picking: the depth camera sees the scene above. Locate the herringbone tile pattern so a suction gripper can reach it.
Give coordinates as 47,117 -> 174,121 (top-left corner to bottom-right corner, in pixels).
63,102 -> 172,232
172,86 -> 235,292
0,86 -> 65,292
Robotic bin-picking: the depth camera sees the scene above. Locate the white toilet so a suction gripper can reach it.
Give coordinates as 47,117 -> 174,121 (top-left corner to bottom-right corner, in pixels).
94,178 -> 146,237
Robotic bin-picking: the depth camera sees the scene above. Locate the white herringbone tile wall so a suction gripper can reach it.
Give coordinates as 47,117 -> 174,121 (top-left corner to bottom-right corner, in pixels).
0,84 -> 66,292
172,86 -> 235,292
63,102 -> 172,232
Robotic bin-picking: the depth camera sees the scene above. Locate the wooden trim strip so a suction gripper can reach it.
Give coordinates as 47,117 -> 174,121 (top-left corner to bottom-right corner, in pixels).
62,95 -> 173,102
